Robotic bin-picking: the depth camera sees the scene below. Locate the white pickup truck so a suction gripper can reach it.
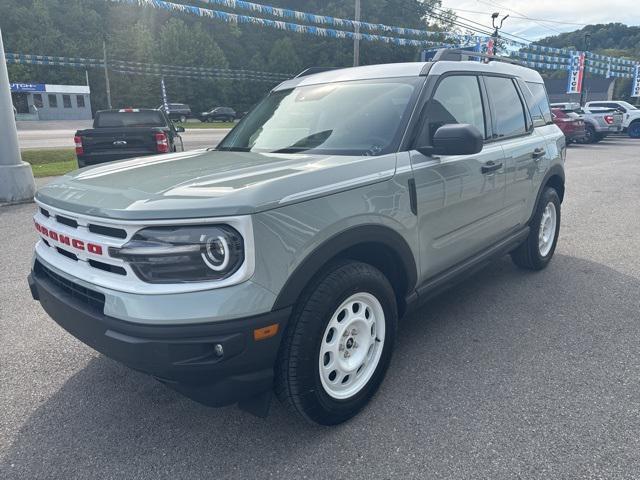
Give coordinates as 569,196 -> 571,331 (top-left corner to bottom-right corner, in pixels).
585,101 -> 640,138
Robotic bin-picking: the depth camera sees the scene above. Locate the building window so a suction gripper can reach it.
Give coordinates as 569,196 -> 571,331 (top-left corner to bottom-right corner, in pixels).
76,95 -> 85,108
48,94 -> 58,108
33,94 -> 43,109
63,95 -> 72,108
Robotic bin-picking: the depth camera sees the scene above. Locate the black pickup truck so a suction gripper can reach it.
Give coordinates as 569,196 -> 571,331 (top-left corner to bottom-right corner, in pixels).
74,109 -> 184,168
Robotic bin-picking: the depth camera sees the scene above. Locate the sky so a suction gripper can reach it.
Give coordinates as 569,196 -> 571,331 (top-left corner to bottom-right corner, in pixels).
440,0 -> 640,41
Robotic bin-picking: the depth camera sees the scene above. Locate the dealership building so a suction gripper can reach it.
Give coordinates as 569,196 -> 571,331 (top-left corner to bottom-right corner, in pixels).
10,83 -> 92,121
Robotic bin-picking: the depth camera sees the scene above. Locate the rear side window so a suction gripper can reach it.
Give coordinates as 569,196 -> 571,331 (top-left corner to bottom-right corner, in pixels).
95,111 -> 166,128
523,82 -> 552,127
423,75 -> 486,142
485,76 -> 527,138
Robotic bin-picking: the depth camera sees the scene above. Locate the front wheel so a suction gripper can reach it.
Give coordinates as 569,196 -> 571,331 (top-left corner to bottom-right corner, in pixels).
628,122 -> 640,139
275,261 -> 397,425
511,187 -> 561,270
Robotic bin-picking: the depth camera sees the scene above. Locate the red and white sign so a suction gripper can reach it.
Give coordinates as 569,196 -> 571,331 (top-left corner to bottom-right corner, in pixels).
566,52 -> 585,94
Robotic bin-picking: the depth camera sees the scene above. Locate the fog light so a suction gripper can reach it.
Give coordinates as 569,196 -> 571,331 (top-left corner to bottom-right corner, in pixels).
214,344 -> 224,357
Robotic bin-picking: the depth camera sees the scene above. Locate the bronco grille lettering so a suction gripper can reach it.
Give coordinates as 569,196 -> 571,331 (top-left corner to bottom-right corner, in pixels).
34,221 -> 104,256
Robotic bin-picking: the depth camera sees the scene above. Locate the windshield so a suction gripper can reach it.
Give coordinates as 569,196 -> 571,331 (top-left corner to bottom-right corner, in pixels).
218,77 -> 423,156
618,101 -> 638,110
95,111 -> 165,128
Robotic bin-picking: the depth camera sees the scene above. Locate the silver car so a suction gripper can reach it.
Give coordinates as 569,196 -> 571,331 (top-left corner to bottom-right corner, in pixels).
29,50 -> 566,425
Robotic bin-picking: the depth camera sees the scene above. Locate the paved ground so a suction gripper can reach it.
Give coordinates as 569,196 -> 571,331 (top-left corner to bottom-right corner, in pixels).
1,138 -> 639,479
16,120 -> 230,150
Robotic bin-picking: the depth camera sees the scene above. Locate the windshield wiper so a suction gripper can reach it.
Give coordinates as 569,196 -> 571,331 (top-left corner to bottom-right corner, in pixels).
272,130 -> 333,154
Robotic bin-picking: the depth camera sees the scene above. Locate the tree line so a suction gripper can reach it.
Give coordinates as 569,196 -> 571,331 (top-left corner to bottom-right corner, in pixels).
1,0 -> 444,113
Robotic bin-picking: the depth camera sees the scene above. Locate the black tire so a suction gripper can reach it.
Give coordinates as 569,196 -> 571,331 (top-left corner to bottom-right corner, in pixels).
511,187 -> 561,270
629,121 -> 640,139
583,125 -> 597,144
179,115 -> 187,123
275,261 -> 398,425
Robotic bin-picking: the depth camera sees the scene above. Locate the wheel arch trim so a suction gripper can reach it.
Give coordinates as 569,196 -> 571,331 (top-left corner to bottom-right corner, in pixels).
272,224 -> 418,311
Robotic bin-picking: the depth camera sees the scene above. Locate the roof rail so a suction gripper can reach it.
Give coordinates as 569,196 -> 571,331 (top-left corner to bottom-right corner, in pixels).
430,48 -> 524,66
295,67 -> 341,78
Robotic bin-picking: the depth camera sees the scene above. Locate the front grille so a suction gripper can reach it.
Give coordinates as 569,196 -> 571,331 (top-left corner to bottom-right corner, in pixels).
88,223 -> 127,239
34,260 -> 105,313
56,215 -> 78,229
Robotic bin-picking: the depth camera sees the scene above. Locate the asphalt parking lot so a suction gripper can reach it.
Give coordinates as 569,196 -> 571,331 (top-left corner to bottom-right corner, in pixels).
1,137 -> 639,479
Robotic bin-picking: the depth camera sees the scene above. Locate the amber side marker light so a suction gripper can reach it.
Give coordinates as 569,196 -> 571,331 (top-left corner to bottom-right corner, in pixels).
254,323 -> 279,341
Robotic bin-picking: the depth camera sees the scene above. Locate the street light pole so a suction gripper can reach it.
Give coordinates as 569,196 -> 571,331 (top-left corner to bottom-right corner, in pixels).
353,0 -> 361,67
0,28 -> 35,203
580,33 -> 591,106
103,40 -> 112,109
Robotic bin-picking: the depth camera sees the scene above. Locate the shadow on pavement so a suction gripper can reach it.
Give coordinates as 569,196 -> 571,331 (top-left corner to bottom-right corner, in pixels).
2,254 -> 639,479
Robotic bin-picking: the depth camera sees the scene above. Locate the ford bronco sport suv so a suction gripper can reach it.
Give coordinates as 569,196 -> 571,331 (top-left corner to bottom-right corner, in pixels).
29,50 -> 565,425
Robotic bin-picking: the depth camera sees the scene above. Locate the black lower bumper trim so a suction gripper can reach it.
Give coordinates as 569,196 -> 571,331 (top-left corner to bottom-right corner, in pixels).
29,263 -> 291,408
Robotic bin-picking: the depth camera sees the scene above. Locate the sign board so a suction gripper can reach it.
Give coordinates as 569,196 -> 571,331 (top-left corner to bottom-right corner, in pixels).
632,65 -> 640,97
10,83 -> 45,93
566,53 -> 585,94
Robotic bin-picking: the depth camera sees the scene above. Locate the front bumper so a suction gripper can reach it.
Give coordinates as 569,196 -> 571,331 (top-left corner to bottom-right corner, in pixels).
28,260 -> 291,408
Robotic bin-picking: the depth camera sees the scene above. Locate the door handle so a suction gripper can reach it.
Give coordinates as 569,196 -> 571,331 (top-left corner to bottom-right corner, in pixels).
481,161 -> 503,174
532,147 -> 546,159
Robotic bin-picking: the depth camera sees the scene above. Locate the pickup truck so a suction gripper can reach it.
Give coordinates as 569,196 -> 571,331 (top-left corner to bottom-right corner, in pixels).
585,100 -> 640,138
550,102 -> 623,143
74,109 -> 185,168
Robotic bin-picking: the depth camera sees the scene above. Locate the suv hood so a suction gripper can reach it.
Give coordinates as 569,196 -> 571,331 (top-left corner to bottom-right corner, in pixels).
36,149 -> 397,220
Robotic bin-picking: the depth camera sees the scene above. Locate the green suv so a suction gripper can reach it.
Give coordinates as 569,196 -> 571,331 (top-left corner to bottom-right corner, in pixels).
29,51 -> 565,425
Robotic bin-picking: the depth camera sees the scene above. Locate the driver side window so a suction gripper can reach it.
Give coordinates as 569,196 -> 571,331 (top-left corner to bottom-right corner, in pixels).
421,75 -> 486,144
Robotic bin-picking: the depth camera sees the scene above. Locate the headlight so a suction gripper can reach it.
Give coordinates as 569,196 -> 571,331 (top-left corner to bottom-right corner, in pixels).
110,225 -> 244,283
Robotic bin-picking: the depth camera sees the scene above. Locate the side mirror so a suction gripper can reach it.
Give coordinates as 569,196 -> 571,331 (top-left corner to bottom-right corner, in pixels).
175,126 -> 185,133
416,124 -> 483,156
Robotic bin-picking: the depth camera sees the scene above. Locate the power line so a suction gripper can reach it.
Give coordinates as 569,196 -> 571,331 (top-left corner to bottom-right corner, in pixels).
432,6 -> 533,45
441,7 -> 588,27
473,0 -> 566,35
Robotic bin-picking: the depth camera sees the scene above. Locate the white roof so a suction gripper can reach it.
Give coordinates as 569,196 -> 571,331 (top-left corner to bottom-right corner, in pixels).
275,57 -> 543,91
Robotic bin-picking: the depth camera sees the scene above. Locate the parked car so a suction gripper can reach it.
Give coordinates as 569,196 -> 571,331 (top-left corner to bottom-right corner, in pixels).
550,102 -> 623,143
551,108 -> 586,143
199,106 -> 236,122
30,51 -> 565,425
585,100 -> 640,138
158,103 -> 193,123
74,108 -> 184,167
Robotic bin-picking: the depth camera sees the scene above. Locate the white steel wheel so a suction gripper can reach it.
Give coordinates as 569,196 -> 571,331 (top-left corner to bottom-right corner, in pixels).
319,292 -> 386,400
538,201 -> 557,257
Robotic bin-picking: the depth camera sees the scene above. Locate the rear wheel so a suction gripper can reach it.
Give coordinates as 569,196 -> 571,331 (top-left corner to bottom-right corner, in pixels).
583,125 -> 598,143
275,261 -> 397,425
179,115 -> 187,123
629,121 -> 640,139
511,187 -> 561,270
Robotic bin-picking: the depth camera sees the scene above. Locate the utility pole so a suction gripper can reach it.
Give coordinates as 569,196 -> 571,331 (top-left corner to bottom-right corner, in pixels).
353,0 -> 361,67
103,40 -> 112,109
580,33 -> 591,106
491,12 -> 509,56
0,28 -> 35,203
